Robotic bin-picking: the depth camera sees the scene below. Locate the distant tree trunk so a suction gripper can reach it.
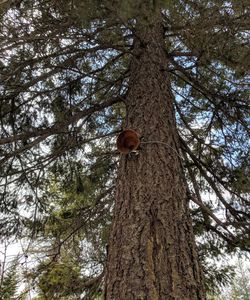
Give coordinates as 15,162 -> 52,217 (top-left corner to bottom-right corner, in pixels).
105,11 -> 206,300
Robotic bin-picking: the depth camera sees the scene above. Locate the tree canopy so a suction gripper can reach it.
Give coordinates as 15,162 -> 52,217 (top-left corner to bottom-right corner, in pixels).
0,0 -> 249,298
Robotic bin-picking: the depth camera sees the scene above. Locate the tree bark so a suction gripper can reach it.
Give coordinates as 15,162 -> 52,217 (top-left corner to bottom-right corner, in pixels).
105,11 -> 206,300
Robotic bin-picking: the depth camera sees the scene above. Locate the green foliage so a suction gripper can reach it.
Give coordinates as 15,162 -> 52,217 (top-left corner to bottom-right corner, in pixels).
226,259 -> 250,300
0,0 -> 249,298
207,258 -> 250,300
36,261 -> 82,298
0,259 -> 18,300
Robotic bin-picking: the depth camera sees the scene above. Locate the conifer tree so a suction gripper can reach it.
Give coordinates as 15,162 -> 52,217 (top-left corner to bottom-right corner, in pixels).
0,0 -> 249,299
0,258 -> 19,300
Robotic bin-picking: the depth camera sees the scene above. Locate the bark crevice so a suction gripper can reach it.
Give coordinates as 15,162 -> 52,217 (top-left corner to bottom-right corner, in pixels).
105,15 -> 206,300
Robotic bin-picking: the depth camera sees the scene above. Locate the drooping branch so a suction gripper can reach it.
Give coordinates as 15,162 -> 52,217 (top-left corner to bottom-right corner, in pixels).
183,151 -> 234,236
0,97 -> 122,146
180,137 -> 246,220
0,128 -> 121,167
169,56 -> 248,116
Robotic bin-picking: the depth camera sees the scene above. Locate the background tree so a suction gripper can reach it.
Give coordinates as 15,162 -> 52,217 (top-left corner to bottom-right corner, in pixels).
224,258 -> 250,300
207,258 -> 250,300
0,0 -> 249,299
0,241 -> 19,300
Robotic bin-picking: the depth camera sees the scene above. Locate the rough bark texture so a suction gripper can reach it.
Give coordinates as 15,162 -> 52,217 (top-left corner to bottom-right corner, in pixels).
105,14 -> 206,300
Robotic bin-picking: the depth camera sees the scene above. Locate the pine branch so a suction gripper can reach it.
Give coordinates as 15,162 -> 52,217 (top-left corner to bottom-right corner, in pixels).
0,97 -> 122,146
180,137 -> 243,219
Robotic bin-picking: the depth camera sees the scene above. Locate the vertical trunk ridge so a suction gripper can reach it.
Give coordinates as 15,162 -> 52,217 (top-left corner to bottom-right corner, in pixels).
105,14 -> 206,300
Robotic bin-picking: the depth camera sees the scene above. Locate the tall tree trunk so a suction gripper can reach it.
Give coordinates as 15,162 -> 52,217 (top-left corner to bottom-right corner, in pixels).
105,11 -> 206,300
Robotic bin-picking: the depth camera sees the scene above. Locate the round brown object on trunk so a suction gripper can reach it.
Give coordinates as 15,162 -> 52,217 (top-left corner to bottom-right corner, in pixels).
116,129 -> 140,154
